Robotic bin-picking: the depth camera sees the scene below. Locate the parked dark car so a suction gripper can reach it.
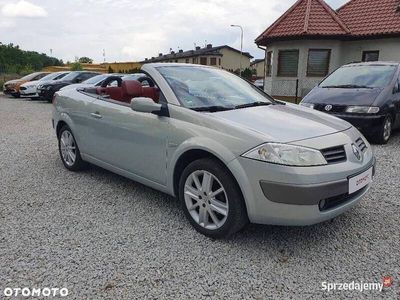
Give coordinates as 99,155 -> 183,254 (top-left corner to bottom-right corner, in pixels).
301,62 -> 400,144
38,71 -> 99,102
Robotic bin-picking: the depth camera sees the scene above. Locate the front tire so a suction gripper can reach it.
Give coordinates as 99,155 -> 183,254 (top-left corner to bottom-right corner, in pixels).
372,115 -> 392,144
179,158 -> 248,238
58,125 -> 87,171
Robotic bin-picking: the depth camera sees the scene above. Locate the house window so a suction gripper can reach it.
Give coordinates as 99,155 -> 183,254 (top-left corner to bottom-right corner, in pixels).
193,57 -> 198,64
362,51 -> 379,62
307,49 -> 331,77
266,51 -> 272,77
210,57 -> 217,66
185,58 -> 189,63
219,58 -> 221,65
200,57 -> 207,65
277,50 -> 299,77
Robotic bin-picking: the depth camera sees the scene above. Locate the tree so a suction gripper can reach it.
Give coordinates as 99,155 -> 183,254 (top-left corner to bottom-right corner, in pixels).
107,66 -> 114,73
0,43 -> 63,75
70,62 -> 83,71
241,68 -> 253,80
78,57 -> 93,64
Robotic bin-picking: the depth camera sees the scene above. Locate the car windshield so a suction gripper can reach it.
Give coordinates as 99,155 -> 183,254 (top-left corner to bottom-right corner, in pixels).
61,72 -> 80,81
157,66 -> 273,111
122,73 -> 146,80
320,65 -> 397,88
20,73 -> 40,81
39,72 -> 65,82
82,74 -> 110,84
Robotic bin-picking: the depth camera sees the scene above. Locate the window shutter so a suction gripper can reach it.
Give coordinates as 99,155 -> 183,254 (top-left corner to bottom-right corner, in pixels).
266,51 -> 272,77
307,49 -> 331,77
278,50 -> 299,77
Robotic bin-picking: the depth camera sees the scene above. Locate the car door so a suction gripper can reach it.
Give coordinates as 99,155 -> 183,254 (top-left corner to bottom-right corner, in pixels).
393,74 -> 400,128
84,97 -> 169,185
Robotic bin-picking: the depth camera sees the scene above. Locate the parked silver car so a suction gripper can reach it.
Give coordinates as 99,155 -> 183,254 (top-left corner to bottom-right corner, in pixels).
52,63 -> 375,238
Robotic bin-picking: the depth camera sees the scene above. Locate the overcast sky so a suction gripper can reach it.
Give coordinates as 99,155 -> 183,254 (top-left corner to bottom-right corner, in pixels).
0,0 -> 349,63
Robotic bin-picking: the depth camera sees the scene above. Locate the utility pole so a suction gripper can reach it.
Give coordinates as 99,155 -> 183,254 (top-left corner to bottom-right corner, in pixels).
230,24 -> 243,77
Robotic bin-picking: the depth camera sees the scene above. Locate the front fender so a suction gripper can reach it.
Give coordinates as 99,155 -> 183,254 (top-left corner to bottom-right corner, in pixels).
166,136 -> 238,196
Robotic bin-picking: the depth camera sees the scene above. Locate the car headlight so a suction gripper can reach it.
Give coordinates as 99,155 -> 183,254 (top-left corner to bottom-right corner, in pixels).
345,106 -> 380,114
242,143 -> 327,167
300,102 -> 314,109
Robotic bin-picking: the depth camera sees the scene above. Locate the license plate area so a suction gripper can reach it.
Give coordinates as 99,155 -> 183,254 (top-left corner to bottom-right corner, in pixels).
348,167 -> 373,194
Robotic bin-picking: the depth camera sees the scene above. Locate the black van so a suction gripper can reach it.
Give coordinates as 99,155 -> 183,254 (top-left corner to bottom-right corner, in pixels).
300,62 -> 400,144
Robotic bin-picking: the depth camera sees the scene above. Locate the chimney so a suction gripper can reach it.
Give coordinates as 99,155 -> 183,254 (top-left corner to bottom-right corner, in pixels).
179,49 -> 183,53
195,46 -> 201,50
206,44 -> 212,49
158,53 -> 163,57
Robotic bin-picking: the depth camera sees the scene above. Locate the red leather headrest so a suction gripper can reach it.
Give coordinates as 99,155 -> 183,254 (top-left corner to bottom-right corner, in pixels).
122,80 -> 142,97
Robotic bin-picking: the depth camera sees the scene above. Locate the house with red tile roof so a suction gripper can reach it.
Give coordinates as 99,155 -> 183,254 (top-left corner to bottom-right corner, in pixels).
255,0 -> 400,101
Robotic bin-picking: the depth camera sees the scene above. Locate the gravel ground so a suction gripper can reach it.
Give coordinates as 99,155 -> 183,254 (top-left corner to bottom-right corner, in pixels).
0,95 -> 399,300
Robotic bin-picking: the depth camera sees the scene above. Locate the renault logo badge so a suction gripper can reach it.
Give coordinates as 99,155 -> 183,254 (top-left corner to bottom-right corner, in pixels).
325,104 -> 333,111
352,144 -> 362,161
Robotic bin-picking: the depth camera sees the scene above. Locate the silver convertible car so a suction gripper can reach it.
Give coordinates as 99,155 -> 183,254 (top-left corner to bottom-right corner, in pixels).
52,63 -> 376,238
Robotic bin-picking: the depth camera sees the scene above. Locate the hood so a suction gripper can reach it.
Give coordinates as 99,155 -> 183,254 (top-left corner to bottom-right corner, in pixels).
4,79 -> 22,85
60,83 -> 92,91
304,86 -> 383,106
43,79 -> 72,86
21,80 -> 39,87
210,103 -> 351,143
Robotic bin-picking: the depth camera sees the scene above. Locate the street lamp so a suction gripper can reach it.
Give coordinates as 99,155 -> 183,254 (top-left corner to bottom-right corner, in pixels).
230,24 -> 243,77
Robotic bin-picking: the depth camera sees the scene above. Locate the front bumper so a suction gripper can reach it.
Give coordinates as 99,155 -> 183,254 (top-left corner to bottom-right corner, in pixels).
20,87 -> 39,97
38,88 -> 55,100
228,128 -> 375,226
328,113 -> 385,136
3,88 -> 18,95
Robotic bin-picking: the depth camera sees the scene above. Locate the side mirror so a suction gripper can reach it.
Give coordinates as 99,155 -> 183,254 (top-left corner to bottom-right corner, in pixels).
131,97 -> 162,114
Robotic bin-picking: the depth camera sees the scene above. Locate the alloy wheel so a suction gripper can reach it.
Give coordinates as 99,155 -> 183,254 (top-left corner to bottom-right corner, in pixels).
60,131 -> 77,166
383,117 -> 392,142
184,170 -> 229,230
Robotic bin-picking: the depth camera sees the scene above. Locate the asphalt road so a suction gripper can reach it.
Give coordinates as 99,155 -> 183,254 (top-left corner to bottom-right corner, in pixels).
0,95 -> 399,299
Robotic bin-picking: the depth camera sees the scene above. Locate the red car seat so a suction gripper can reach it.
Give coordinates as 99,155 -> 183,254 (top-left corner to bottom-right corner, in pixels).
142,87 -> 160,103
121,80 -> 143,103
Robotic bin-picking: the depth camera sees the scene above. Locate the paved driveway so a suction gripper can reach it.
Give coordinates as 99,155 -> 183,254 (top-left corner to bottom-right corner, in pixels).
0,95 -> 399,299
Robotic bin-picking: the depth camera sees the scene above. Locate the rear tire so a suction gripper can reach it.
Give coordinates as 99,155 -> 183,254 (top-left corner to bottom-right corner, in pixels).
58,125 -> 87,171
372,115 -> 392,144
179,158 -> 248,239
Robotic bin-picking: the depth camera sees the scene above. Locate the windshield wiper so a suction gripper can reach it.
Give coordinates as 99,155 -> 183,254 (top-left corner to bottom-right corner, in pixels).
322,84 -> 373,89
191,106 -> 234,112
235,101 -> 271,109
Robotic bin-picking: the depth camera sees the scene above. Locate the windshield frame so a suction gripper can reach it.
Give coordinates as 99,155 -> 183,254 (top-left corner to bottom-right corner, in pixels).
156,65 -> 276,111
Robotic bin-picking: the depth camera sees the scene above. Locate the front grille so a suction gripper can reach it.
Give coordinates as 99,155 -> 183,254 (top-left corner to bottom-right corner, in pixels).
314,104 -> 347,113
355,137 -> 367,152
319,186 -> 367,211
321,146 -> 347,164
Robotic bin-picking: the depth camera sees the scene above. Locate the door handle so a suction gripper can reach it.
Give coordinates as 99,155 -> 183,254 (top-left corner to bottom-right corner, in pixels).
90,112 -> 102,119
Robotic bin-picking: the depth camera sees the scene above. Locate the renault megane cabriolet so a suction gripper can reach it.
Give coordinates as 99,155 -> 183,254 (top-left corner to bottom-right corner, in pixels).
52,63 -> 375,238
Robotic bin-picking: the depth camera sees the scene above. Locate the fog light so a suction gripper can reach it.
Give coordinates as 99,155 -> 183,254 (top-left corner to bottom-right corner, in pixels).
319,199 -> 326,210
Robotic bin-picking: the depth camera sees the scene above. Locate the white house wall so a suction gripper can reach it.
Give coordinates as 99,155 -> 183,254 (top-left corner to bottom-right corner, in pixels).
263,37 -> 400,99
